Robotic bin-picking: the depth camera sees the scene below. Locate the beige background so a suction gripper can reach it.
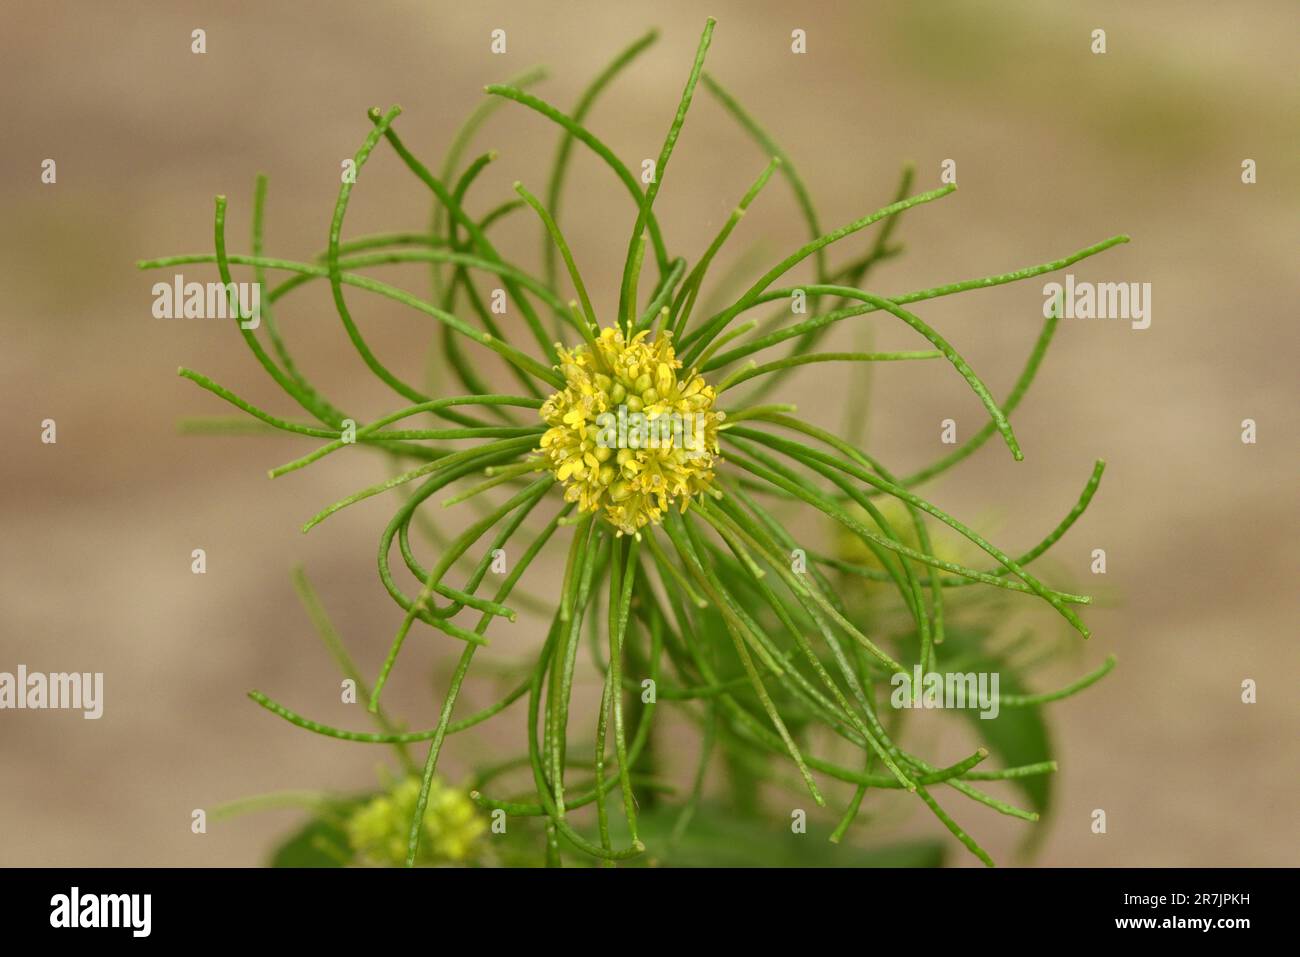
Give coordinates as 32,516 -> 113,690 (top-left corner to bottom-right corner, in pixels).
1,0 -> 1296,866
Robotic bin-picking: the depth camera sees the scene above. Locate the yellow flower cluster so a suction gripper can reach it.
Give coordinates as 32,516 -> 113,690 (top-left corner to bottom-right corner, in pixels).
538,326 -> 724,535
345,777 -> 485,867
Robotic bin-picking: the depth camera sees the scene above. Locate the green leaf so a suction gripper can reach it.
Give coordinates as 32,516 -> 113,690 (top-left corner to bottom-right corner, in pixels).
941,628 -> 1053,818
625,804 -> 947,868
268,804 -> 361,868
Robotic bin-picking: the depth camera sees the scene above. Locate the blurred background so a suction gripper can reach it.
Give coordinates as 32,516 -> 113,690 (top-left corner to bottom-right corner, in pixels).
1,0 -> 1296,866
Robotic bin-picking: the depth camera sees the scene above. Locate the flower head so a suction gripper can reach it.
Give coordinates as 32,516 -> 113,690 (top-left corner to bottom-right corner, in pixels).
538,326 -> 723,535
345,777 -> 485,867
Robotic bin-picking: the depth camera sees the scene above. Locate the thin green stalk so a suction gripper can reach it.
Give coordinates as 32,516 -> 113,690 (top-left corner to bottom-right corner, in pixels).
514,181 -> 599,335
718,350 -> 942,392
672,157 -> 781,337
177,368 -> 337,438
290,566 -> 415,774
432,64 -> 549,298
623,232 -> 647,333
251,175 -> 346,426
544,29 -> 659,288
701,236 -> 1130,371
303,435 -> 539,532
373,111 -> 558,364
662,516 -> 825,806
679,185 -> 957,362
370,476 -> 554,711
143,250 -> 565,388
268,394 -> 541,478
728,427 -> 1093,636
618,17 -> 714,321
636,257 -> 687,333
403,501 -> 565,866
998,655 -> 1116,707
487,82 -> 669,272
743,164 -> 916,407
902,313 -> 1059,487
699,71 -> 827,291
608,536 -> 641,842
